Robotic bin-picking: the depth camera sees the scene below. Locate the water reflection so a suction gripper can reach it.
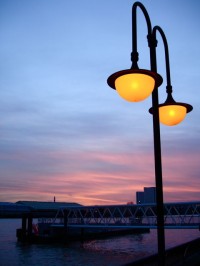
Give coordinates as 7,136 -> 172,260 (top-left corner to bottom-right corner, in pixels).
0,219 -> 199,266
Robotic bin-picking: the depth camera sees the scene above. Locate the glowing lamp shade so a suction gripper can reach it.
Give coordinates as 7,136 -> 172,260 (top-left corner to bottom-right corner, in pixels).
159,105 -> 187,126
149,95 -> 193,126
115,73 -> 155,102
107,69 -> 163,102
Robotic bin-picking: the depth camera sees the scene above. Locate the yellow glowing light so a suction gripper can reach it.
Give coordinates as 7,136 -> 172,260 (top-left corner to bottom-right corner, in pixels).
159,105 -> 187,126
115,73 -> 155,102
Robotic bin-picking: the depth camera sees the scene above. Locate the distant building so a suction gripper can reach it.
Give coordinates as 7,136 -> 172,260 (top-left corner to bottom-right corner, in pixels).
127,201 -> 134,205
144,187 -> 156,203
136,187 -> 156,204
136,191 -> 144,204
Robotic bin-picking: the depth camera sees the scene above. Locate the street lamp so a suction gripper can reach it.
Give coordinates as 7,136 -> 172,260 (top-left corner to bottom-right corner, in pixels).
107,2 -> 193,265
148,26 -> 193,126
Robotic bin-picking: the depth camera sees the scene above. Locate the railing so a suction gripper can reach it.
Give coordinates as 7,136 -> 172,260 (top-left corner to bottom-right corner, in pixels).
51,202 -> 200,229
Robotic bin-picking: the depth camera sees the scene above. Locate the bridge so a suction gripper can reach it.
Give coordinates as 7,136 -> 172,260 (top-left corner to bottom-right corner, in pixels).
16,201 -> 200,243
51,201 -> 200,229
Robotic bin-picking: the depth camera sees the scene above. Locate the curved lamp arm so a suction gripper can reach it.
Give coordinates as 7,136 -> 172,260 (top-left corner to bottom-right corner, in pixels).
131,2 -> 152,69
152,26 -> 172,93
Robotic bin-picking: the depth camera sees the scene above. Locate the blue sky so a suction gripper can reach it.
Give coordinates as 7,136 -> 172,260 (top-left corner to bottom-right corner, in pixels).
0,0 -> 200,205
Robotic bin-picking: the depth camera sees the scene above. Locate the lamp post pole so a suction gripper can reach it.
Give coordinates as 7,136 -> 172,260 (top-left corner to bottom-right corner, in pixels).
149,33 -> 166,266
107,2 -> 193,265
132,3 -> 165,264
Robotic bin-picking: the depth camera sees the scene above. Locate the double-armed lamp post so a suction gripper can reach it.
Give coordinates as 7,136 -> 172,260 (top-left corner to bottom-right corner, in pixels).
107,2 -> 193,265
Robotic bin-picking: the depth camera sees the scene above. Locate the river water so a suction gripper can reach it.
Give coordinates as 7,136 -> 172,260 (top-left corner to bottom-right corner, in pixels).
0,219 -> 199,266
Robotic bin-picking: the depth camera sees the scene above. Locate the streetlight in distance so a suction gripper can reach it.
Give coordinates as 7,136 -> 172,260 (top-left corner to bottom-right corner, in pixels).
107,2 -> 193,265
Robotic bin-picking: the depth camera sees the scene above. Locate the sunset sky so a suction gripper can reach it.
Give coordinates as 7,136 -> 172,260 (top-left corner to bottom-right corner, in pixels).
0,0 -> 199,206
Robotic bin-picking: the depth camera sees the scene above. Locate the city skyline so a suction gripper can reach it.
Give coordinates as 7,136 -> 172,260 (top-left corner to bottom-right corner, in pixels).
0,0 -> 199,205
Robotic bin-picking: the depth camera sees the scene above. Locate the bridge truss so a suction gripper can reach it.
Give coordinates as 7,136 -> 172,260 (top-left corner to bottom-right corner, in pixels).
51,202 -> 200,229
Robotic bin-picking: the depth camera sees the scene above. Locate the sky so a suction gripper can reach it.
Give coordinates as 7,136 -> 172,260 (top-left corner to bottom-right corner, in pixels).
0,0 -> 200,206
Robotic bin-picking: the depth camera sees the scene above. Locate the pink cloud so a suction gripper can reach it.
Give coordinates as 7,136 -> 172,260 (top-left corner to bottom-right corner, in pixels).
0,144 -> 199,205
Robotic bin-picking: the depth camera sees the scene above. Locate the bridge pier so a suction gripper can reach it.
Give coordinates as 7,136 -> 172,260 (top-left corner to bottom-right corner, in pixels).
27,214 -> 33,237
64,209 -> 69,237
17,213 -> 33,241
21,215 -> 27,236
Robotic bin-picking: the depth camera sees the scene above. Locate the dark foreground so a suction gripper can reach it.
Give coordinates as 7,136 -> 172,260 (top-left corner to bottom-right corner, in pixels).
124,237 -> 200,266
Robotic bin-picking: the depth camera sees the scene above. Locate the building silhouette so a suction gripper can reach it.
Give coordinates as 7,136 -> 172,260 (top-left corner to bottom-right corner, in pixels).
136,187 -> 156,204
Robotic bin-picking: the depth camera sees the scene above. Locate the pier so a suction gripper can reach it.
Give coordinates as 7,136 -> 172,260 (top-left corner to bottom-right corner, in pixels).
1,200 -> 199,264
1,200 -> 199,243
12,201 -> 200,243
